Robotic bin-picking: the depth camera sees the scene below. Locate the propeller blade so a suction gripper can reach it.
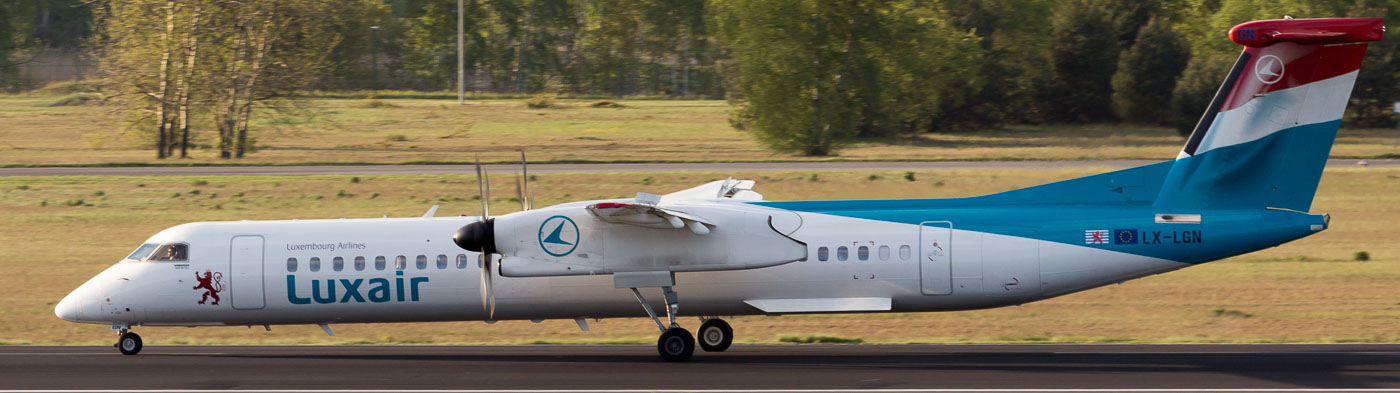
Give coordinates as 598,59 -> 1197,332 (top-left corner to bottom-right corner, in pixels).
475,156 -> 489,219
479,252 -> 495,319
520,150 -> 530,210
515,172 -> 526,211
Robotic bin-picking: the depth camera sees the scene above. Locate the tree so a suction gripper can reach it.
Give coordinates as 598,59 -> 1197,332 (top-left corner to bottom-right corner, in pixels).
1111,16 -> 1189,125
0,3 -> 17,91
1342,0 -> 1400,128
96,0 -> 378,159
1040,0 -> 1120,123
713,0 -> 981,155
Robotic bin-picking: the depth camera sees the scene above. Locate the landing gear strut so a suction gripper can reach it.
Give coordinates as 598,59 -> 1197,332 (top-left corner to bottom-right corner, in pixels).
630,286 -> 694,361
698,318 -> 733,352
116,330 -> 142,355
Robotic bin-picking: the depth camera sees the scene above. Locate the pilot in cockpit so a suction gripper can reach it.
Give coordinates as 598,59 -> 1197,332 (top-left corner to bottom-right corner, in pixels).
153,244 -> 187,261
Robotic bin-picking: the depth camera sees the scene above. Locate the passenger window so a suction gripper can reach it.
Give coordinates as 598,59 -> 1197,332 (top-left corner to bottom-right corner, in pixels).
152,243 -> 188,261
456,254 -> 468,269
287,257 -> 297,272
415,255 -> 427,270
309,257 -> 321,272
354,256 -> 366,271
375,256 -> 386,271
879,245 -> 890,261
837,246 -> 848,261
395,255 -> 406,270
817,246 -> 829,261
858,246 -> 869,261
436,254 -> 448,269
127,243 -> 160,261
333,257 -> 344,272
899,245 -> 911,260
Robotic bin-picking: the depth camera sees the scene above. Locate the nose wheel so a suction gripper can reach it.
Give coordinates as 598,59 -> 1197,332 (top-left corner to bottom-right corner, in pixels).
116,331 -> 142,355
698,318 -> 733,352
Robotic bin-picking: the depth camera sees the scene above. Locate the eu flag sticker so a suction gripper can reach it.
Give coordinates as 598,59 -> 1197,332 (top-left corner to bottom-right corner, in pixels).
1114,229 -> 1138,244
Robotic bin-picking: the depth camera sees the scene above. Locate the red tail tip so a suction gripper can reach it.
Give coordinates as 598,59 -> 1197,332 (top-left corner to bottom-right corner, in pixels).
1230,18 -> 1383,47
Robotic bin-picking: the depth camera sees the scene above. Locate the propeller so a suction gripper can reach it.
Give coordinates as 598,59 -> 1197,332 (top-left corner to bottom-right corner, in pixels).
454,157 -> 496,319
520,150 -> 533,210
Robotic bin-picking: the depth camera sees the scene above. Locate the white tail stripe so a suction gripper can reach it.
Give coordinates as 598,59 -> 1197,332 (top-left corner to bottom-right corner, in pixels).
1189,70 -> 1357,156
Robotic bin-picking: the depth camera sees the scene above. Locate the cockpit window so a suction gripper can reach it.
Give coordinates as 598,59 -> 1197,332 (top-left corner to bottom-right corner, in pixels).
150,243 -> 188,261
126,243 -> 160,261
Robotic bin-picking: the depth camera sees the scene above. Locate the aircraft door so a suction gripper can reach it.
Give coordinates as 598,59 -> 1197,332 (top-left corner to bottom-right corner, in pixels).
919,221 -> 953,295
229,235 -> 266,310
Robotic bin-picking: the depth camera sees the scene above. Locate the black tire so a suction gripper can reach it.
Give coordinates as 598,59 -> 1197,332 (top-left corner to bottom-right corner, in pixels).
117,332 -> 142,355
698,319 -> 733,352
656,327 -> 695,362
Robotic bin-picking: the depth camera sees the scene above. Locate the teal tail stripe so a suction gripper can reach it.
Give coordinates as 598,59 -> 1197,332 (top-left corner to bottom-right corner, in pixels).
1154,119 -> 1340,212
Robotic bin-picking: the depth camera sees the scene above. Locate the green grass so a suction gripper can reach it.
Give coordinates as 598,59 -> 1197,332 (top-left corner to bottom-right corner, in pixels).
4,92 -> 1399,167
1,168 -> 1398,345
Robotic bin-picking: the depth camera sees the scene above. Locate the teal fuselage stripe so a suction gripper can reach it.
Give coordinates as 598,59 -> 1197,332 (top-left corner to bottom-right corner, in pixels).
750,121 -> 1337,263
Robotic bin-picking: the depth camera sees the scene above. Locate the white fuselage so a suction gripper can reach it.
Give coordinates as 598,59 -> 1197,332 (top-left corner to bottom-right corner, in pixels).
56,206 -> 1188,328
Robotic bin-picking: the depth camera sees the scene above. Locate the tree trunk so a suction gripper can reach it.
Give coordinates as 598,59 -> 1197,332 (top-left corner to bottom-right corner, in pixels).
236,16 -> 275,158
154,0 -> 176,159
176,8 -> 200,158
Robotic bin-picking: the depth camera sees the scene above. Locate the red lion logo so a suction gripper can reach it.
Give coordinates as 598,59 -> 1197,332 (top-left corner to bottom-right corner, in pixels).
193,269 -> 223,305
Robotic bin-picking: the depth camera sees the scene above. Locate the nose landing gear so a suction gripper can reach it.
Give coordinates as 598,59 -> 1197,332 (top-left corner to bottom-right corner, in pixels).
116,330 -> 142,355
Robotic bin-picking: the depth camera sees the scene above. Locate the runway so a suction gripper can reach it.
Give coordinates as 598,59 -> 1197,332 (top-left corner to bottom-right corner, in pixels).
3,344 -> 1399,391
1,158 -> 1396,177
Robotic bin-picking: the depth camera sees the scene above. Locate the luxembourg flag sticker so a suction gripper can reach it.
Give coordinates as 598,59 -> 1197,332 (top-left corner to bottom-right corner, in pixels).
1085,230 -> 1110,245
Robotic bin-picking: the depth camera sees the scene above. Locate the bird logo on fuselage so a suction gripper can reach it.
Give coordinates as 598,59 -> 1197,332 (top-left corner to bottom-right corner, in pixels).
538,215 -> 580,257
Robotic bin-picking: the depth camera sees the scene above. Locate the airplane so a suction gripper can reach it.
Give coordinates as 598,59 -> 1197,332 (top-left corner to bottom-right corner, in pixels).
56,17 -> 1383,361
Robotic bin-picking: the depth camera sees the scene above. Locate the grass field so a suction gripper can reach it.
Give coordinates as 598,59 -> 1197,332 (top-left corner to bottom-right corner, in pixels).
3,92 -> 1399,166
1,168 -> 1396,345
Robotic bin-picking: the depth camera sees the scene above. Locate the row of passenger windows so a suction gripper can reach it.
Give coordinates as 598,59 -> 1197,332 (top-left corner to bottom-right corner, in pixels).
287,254 -> 471,273
814,245 -> 911,262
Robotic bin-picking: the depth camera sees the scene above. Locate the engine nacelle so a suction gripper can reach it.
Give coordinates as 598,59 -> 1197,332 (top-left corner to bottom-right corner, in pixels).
490,203 -> 806,277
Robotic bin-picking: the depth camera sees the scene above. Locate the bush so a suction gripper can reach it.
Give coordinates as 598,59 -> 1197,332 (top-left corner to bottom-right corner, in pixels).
355,99 -> 400,109
778,335 -> 864,344
1354,251 -> 1371,261
590,100 -> 626,108
1210,307 -> 1252,318
45,93 -> 100,107
525,95 -> 565,109
35,80 -> 100,95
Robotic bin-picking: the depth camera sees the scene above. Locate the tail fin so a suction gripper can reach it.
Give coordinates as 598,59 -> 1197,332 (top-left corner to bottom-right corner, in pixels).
1154,18 -> 1383,211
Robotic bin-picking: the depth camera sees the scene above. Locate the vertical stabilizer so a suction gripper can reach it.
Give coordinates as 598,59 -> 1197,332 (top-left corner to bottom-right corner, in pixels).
1155,18 -> 1383,211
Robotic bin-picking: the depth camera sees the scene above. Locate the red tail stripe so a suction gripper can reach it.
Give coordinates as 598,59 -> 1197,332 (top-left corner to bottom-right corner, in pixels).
1218,43 -> 1368,113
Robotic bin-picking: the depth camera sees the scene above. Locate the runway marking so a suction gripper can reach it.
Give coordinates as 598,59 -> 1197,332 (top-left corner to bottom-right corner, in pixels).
0,352 -> 226,356
2,386 -> 1400,388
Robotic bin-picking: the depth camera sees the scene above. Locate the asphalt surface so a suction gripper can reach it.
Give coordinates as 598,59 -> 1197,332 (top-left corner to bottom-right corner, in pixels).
2,344 -> 1399,391
2,158 -> 1397,177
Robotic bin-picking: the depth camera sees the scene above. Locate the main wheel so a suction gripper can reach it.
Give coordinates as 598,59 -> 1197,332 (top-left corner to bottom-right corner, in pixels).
698,318 -> 733,352
117,332 -> 142,355
656,327 -> 695,362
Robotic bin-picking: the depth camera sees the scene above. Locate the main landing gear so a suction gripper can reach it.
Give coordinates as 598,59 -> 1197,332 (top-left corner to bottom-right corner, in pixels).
628,286 -> 734,361
116,330 -> 142,355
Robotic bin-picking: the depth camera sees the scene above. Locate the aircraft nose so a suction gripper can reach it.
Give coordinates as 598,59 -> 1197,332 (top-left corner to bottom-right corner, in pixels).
55,290 -> 81,322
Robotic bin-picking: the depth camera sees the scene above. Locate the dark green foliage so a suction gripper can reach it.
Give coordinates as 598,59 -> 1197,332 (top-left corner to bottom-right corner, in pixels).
1040,0 -> 1121,123
1170,53 -> 1234,136
713,0 -> 980,155
1354,251 -> 1370,261
1342,0 -> 1400,128
1112,16 -> 1190,125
